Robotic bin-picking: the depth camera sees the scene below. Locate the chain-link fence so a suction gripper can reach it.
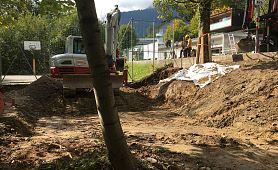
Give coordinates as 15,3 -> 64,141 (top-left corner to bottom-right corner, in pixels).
119,18 -> 194,81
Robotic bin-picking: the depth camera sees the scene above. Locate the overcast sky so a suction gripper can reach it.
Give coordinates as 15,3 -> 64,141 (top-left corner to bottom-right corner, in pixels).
94,0 -> 153,19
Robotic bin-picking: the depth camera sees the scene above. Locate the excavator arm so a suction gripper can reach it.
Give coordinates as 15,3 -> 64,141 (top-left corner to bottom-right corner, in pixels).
243,0 -> 255,29
243,0 -> 278,28
239,0 -> 278,52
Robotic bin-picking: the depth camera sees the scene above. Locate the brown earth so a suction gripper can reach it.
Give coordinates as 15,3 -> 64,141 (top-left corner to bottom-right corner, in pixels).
0,59 -> 278,170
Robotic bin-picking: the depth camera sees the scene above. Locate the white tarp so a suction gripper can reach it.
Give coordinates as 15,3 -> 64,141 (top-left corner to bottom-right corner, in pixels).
160,63 -> 240,88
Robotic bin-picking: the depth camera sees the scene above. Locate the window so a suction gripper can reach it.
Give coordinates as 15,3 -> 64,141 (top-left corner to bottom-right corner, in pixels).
73,38 -> 85,54
60,60 -> 72,65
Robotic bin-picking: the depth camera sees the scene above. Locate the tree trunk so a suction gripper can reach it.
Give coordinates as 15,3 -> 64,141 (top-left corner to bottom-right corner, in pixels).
74,1 -> 135,169
198,0 -> 211,63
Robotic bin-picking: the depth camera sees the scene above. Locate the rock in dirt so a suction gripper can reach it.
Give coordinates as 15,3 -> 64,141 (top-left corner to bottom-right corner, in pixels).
146,157 -> 158,164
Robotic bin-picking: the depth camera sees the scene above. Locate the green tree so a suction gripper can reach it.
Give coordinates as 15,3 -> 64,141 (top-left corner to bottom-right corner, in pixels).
33,0 -> 75,17
163,19 -> 189,43
74,0 -> 136,169
188,12 -> 199,38
0,11 -> 81,74
118,24 -> 137,50
0,0 -> 76,27
0,0 -> 33,26
153,0 -> 196,22
153,0 -> 246,22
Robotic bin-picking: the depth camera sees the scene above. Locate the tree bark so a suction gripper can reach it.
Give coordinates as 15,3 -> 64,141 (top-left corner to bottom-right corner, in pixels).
198,0 -> 211,63
74,1 -> 135,169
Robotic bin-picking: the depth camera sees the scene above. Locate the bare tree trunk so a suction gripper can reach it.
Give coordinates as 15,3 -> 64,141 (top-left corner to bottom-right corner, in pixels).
198,0 -> 211,63
74,1 -> 135,169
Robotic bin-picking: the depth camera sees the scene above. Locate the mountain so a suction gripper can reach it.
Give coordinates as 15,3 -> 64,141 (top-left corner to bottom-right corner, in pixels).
120,8 -> 162,38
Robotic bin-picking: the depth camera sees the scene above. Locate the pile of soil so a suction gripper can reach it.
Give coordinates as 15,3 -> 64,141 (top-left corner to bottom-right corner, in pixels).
143,60 -> 278,141
14,76 -> 64,123
128,64 -> 181,88
0,76 -> 64,137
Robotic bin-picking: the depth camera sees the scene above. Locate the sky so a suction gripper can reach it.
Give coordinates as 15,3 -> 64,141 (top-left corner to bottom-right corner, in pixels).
94,0 -> 153,19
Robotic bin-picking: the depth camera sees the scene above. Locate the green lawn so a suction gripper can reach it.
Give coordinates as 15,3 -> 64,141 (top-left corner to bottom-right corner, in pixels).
126,63 -> 154,81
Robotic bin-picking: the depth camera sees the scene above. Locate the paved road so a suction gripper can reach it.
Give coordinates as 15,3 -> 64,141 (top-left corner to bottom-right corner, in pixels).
1,75 -> 42,85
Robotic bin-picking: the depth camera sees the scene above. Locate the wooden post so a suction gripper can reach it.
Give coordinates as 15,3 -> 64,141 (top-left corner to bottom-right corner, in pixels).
195,37 -> 201,64
32,57 -> 36,75
208,33 -> 212,62
200,36 -> 205,64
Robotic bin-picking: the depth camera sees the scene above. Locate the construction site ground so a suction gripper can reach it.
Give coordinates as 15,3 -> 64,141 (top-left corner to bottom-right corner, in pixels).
0,56 -> 278,170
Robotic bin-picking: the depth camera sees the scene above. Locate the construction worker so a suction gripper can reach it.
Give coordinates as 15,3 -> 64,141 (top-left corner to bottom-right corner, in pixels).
180,37 -> 186,58
184,35 -> 192,58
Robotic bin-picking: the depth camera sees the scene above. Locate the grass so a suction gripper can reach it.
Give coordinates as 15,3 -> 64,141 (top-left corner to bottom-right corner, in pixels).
126,63 -> 154,81
37,148 -> 112,170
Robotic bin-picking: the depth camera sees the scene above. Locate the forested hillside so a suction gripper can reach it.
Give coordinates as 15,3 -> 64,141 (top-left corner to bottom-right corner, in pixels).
120,8 -> 162,37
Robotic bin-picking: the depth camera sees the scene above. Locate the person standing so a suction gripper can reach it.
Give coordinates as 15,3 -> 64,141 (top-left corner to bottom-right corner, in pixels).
184,35 -> 192,57
180,37 -> 186,58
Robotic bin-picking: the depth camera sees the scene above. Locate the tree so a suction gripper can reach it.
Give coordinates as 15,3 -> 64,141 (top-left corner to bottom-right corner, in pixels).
153,0 -> 196,22
163,19 -> 189,43
0,0 -> 76,27
0,0 -> 33,26
33,0 -> 75,17
74,0 -> 135,170
188,12 -> 199,38
118,24 -> 137,50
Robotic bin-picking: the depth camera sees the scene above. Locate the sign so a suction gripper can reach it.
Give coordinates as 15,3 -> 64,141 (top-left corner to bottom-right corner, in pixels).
24,41 -> 41,51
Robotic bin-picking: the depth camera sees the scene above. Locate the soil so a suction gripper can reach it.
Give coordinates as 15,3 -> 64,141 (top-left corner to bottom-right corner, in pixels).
0,59 -> 278,170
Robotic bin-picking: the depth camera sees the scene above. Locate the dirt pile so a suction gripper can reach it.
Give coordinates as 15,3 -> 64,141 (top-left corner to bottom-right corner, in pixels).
128,64 -> 181,88
141,60 -> 278,140
0,76 -> 64,137
14,76 -> 64,122
22,76 -> 63,103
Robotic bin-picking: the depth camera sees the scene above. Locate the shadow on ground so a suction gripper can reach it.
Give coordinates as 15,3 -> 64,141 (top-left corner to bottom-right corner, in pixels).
245,59 -> 278,70
129,137 -> 278,170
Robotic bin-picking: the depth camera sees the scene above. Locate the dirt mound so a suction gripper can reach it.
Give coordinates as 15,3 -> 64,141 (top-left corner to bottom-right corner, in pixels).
22,75 -> 63,103
177,65 -> 278,129
142,60 -> 278,139
13,76 -> 64,122
128,64 -> 181,88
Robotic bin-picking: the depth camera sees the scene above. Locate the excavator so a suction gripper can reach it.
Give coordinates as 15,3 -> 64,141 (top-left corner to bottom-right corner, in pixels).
50,6 -> 126,96
240,0 -> 278,52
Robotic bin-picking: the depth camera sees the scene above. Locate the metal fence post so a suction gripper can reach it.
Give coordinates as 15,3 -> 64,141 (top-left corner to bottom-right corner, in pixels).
131,18 -> 134,82
152,21 -> 155,72
0,53 -> 2,84
255,1 -> 261,53
172,20 -> 175,59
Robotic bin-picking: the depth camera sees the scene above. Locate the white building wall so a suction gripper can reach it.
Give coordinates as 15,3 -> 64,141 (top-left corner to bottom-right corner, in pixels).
142,42 -> 159,60
191,31 -> 248,55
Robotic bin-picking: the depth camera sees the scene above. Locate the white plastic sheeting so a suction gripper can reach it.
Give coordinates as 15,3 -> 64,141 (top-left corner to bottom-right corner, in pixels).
160,63 -> 240,88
